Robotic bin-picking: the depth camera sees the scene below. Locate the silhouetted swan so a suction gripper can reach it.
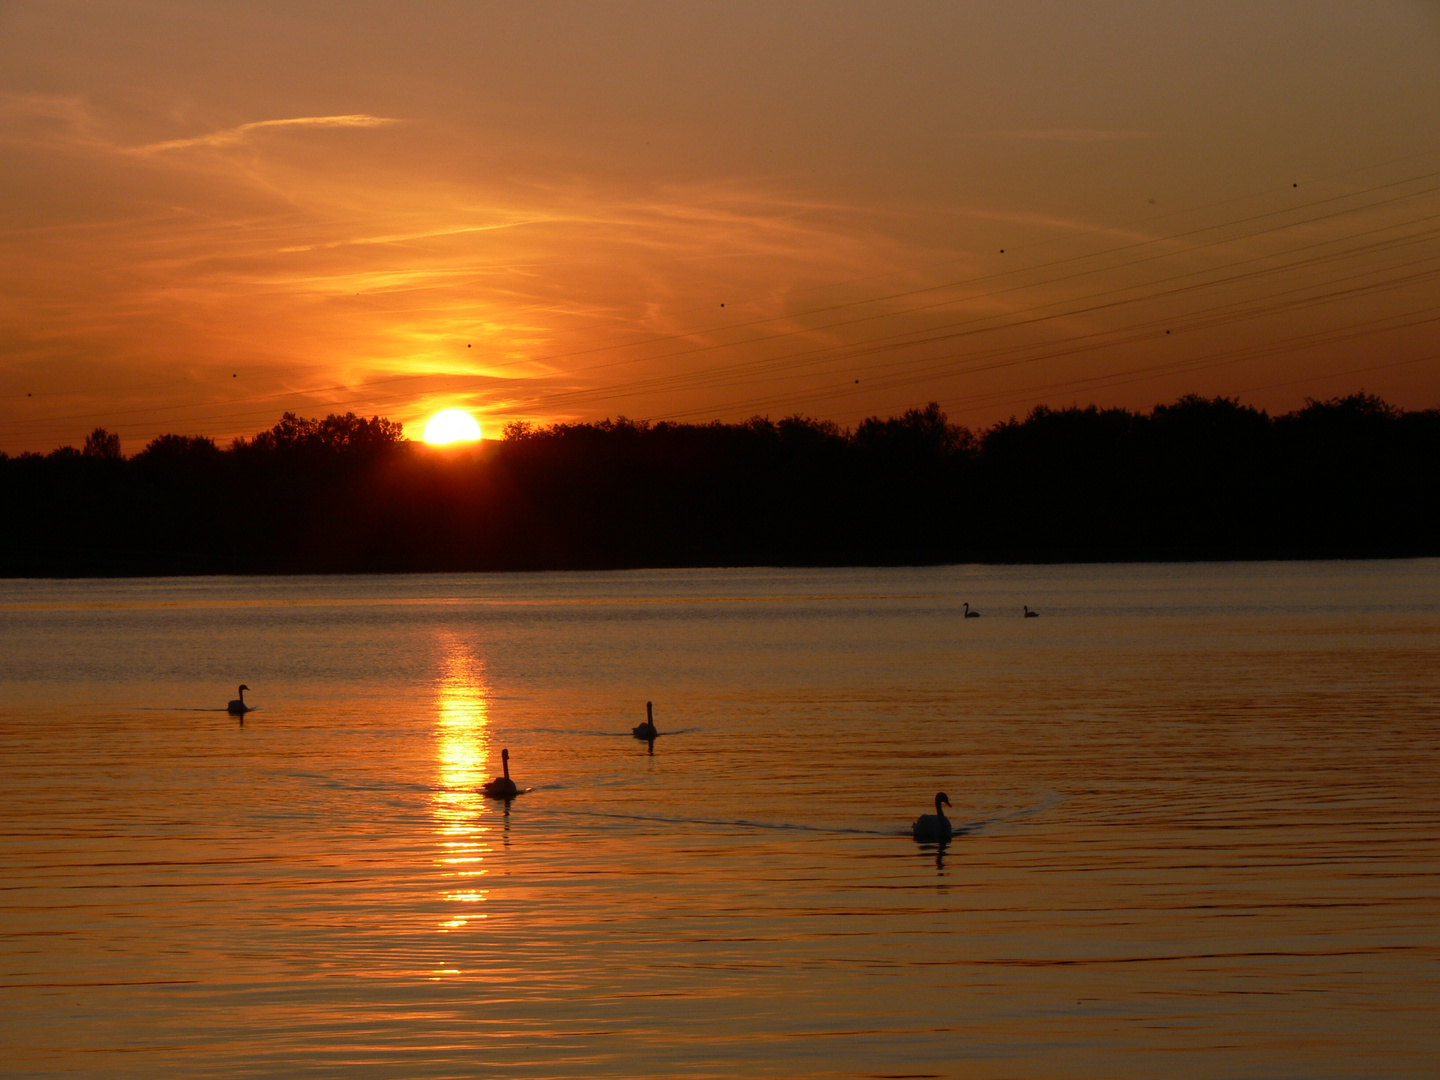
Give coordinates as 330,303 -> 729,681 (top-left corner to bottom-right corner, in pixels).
632,700 -> 658,740
481,748 -> 519,799
912,792 -> 953,842
963,603 -> 980,618
227,684 -> 251,715
1024,605 -> 1039,618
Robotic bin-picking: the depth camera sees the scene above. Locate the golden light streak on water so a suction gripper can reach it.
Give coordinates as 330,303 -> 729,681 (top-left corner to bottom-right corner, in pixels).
431,636 -> 491,931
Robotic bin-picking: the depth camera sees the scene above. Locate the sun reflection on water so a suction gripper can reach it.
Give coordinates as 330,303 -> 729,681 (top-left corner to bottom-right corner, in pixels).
432,639 -> 492,932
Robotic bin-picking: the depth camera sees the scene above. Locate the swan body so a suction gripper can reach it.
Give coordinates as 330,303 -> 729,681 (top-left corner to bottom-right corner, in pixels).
1024,605 -> 1039,618
227,684 -> 251,715
481,748 -> 519,799
632,700 -> 658,740
912,791 -> 953,843
963,603 -> 980,618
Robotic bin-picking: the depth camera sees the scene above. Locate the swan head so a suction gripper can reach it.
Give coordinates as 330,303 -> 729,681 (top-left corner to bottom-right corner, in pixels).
646,700 -> 653,717
501,748 -> 509,762
935,791 -> 951,809
237,684 -> 249,693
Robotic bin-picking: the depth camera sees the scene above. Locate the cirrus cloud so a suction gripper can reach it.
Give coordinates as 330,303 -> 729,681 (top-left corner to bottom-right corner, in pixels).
130,114 -> 400,155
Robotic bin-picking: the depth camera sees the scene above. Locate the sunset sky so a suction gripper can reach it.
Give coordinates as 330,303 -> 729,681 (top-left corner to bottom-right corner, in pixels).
2,1 -> 1438,453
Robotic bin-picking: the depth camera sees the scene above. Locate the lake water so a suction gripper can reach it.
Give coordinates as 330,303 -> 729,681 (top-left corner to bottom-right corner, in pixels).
0,562 -> 1436,1078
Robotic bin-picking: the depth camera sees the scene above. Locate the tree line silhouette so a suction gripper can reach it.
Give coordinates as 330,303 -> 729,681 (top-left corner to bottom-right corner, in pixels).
2,393 -> 1437,575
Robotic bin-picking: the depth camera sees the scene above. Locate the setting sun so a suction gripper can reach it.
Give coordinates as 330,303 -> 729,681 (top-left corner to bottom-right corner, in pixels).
424,409 -> 482,445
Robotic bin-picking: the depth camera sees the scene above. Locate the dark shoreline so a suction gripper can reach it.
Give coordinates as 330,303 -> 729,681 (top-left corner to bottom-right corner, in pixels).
5,394 -> 1437,578
5,550 -> 1439,581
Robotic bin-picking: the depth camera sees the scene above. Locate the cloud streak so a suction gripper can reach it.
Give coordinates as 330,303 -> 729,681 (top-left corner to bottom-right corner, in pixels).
131,114 -> 399,154
278,221 -> 547,254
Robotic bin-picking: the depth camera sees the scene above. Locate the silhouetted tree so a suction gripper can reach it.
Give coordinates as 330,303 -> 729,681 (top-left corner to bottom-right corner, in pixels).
82,427 -> 122,460
135,433 -> 223,467
243,411 -> 404,453
2,395 -> 1437,575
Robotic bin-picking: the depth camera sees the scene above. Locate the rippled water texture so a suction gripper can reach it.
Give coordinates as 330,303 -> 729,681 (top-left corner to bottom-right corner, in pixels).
1,562 -> 1437,1078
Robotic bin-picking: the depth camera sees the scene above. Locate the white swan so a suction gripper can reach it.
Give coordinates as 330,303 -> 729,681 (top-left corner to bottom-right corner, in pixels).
632,700 -> 658,740
912,792 -> 953,842
963,603 -> 980,618
481,748 -> 519,799
1024,605 -> 1039,618
227,684 -> 251,715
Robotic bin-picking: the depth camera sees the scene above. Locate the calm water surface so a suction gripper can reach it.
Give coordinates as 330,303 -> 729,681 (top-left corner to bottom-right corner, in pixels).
1,562 -> 1437,1078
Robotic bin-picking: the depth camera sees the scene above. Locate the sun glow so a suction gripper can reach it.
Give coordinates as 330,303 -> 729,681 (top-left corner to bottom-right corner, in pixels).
424,409 -> 482,444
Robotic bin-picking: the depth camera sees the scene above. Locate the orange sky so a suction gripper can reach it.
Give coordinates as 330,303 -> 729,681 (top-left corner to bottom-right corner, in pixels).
3,2 -> 1439,454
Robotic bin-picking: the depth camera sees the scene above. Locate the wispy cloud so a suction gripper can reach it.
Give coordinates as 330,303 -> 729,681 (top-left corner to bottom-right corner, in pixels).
0,91 -> 105,149
278,221 -> 545,254
934,204 -> 1157,242
0,91 -> 90,123
131,114 -> 399,154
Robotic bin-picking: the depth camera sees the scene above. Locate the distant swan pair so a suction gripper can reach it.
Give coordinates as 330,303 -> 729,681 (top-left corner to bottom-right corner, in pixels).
964,604 -> 1040,618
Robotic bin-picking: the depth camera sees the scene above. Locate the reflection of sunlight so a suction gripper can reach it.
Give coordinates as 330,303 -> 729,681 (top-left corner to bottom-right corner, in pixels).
432,638 -> 492,934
